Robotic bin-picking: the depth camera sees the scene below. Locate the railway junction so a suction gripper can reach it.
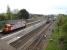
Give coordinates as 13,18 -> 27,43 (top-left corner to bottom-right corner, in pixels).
0,16 -> 56,50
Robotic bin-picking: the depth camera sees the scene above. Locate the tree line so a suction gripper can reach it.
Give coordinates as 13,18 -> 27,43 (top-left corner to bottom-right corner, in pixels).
0,6 -> 29,21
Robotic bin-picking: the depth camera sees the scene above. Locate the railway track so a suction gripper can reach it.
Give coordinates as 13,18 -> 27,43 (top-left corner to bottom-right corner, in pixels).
0,19 -> 55,50
10,21 -> 47,48
26,33 -> 43,50
25,22 -> 53,50
26,21 -> 55,50
9,21 -> 52,50
0,20 -> 47,44
34,22 -> 55,50
0,20 -> 42,38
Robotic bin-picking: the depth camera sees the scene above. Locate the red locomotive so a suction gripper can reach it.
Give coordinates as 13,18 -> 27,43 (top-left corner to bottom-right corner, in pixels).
2,20 -> 26,33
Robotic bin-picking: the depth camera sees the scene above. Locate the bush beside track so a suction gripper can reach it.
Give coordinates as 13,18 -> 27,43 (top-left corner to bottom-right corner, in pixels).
45,15 -> 67,50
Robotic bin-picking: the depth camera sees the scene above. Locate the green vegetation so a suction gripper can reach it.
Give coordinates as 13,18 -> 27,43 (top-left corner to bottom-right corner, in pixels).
45,24 -> 61,50
17,9 -> 29,19
0,6 -> 30,29
61,15 -> 67,50
0,6 -> 17,21
0,6 -> 29,21
45,14 -> 67,50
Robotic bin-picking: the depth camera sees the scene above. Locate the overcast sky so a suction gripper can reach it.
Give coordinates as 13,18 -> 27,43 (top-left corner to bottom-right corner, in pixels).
0,0 -> 67,14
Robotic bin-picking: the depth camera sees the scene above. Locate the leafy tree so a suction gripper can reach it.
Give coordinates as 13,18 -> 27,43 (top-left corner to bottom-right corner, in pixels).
0,14 -> 5,21
18,9 -> 29,19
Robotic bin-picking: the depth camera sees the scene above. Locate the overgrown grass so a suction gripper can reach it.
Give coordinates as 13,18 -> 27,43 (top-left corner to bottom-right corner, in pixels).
45,25 -> 62,50
46,15 -> 67,50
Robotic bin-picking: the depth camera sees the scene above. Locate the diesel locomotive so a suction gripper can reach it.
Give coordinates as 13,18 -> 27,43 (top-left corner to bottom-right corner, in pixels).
2,20 -> 26,33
